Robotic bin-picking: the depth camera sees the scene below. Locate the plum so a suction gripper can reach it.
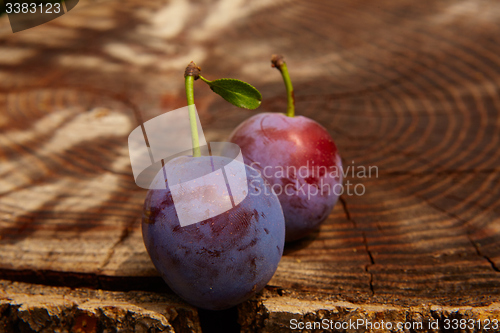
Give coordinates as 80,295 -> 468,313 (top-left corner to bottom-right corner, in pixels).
229,112 -> 342,242
142,155 -> 285,310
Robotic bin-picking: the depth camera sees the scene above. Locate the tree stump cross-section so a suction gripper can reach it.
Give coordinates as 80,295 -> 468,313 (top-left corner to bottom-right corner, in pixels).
0,0 -> 499,331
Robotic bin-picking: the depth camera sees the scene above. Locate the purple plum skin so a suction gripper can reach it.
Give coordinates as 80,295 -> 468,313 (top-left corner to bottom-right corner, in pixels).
229,113 -> 342,242
142,156 -> 285,310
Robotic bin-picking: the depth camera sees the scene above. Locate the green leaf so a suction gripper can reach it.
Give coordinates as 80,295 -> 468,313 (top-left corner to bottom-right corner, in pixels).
203,78 -> 262,110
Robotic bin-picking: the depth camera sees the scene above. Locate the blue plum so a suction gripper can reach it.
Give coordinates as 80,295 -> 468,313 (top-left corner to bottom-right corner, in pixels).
229,113 -> 343,242
142,155 -> 285,310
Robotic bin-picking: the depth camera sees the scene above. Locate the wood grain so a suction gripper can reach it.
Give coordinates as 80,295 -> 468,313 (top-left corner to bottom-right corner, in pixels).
0,279 -> 201,332
0,0 -> 499,330
239,288 -> 500,332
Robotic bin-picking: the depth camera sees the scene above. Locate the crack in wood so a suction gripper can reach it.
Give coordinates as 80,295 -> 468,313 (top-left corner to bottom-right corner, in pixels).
339,196 -> 375,295
0,267 -> 167,292
339,196 -> 353,226
362,231 -> 376,296
414,193 -> 500,274
98,217 -> 138,272
469,236 -> 500,273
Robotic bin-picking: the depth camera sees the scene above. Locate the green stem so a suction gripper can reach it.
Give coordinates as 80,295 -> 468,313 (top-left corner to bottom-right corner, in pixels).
185,75 -> 201,157
279,62 -> 295,117
199,75 -> 210,84
272,55 -> 295,117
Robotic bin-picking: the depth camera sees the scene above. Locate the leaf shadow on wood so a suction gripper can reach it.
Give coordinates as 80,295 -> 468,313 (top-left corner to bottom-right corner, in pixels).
0,135 -> 141,243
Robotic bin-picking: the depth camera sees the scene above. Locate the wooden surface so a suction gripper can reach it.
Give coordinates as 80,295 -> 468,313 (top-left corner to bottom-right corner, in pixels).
0,0 -> 500,331
0,279 -> 201,332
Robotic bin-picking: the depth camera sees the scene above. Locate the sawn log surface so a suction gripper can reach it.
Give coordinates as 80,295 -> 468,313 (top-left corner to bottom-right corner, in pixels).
0,0 -> 499,331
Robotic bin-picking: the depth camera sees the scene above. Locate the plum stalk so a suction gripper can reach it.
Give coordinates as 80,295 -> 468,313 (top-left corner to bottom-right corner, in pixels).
184,61 -> 201,157
184,60 -> 263,158
271,54 -> 295,117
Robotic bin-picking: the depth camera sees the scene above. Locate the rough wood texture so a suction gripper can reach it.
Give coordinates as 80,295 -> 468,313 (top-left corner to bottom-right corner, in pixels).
0,0 -> 500,331
238,288 -> 500,333
0,279 -> 201,333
